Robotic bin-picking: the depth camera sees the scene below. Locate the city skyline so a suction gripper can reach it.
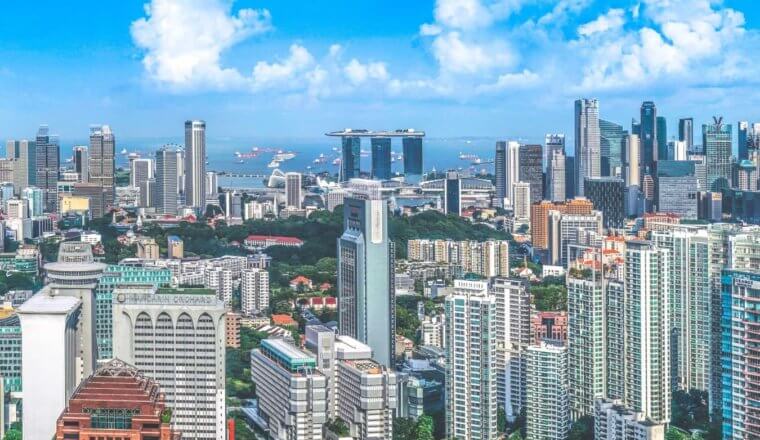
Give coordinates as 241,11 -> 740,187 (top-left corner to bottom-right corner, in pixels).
2,0 -> 760,138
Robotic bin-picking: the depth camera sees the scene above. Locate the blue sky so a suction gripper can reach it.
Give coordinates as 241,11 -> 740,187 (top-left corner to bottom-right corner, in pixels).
1,0 -> 760,142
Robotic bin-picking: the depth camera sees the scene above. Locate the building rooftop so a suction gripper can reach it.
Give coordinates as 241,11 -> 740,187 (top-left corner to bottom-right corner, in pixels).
343,359 -> 384,374
260,338 -> 317,372
17,289 -> 81,315
156,287 -> 216,296
325,128 -> 425,137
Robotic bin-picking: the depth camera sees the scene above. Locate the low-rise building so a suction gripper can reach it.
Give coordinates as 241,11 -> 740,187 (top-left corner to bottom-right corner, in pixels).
594,399 -> 665,440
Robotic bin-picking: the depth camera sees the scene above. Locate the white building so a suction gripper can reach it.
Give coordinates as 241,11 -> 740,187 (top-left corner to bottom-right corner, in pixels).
242,268 -> 269,315
325,188 -> 348,212
112,285 -> 227,439
250,338 -> 327,440
80,231 -> 102,245
5,199 -> 26,220
594,399 -> 665,440
526,342 -> 569,440
421,315 -> 445,349
18,289 -> 82,440
184,120 -> 206,209
512,181 -> 531,222
445,280 -> 497,440
205,266 -> 234,307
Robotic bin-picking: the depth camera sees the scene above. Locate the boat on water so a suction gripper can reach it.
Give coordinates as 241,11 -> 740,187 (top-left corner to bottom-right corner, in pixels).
273,152 -> 296,161
127,152 -> 141,160
268,160 -> 280,168
459,152 -> 478,161
332,158 -> 341,166
120,148 -> 128,155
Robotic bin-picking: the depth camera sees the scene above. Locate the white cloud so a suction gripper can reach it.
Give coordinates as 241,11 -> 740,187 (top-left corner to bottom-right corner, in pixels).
538,0 -> 592,25
578,9 -> 626,36
131,0 -> 272,89
419,23 -> 443,36
431,32 -> 513,75
476,69 -> 540,92
343,59 -> 389,85
252,44 -> 315,88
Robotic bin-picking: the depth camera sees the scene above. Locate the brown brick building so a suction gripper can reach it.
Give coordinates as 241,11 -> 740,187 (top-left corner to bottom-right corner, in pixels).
55,358 -> 179,440
530,198 -> 594,249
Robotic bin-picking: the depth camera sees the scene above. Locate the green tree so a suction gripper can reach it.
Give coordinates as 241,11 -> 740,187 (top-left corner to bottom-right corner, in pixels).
498,406 -> 507,433
393,417 -> 417,440
568,416 -> 593,440
416,415 -> 434,440
666,428 -> 690,440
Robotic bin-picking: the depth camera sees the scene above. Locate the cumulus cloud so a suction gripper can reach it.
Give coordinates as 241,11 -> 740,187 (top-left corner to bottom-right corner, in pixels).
578,9 -> 626,36
343,59 -> 389,85
131,0 -> 272,89
252,44 -> 315,88
432,32 -> 513,75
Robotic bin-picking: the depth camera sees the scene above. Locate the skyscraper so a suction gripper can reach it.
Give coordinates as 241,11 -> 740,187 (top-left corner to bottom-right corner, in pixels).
654,161 -> 699,219
507,141 -> 521,206
285,172 -> 302,209
341,136 -> 361,181
519,144 -> 543,204
512,182 -> 531,221
371,137 -> 391,180
526,343 -> 569,440
600,119 -> 625,177
495,141 -> 507,204
445,280 -> 497,440
241,268 -> 269,315
444,171 -> 461,216
155,146 -> 179,215
640,101 -> 657,172
337,196 -> 394,367
112,285 -> 226,440
184,120 -> 206,209
574,98 -> 600,196
22,186 -> 43,217
88,125 -> 115,213
403,136 -> 423,183
73,146 -> 89,182
547,148 -> 566,202
656,116 -> 668,161
584,177 -> 625,229
679,118 -> 694,152
738,120 -> 749,161
625,133 -> 641,187
36,125 -> 59,212
624,241 -> 671,424
544,134 -> 565,172
130,158 -> 153,188
703,116 -> 732,191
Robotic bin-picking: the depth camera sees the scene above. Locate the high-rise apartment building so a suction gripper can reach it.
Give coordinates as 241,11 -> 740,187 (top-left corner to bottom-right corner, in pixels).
640,101 -> 657,172
526,342 -> 569,440
512,182 -> 531,222
575,98 -> 601,196
519,144 -> 543,204
337,196 -> 394,367
18,289 -> 83,440
492,278 -> 531,421
241,268 -> 269,315
594,399 -> 666,440
88,125 -> 115,212
36,125 -> 60,212
702,117 -> 732,191
371,137 -> 391,180
600,119 -> 626,177
445,280 -> 497,440
184,120 -> 206,209
403,136 -> 423,183
285,172 -> 302,209
155,146 -> 179,215
112,285 -> 226,440
205,266 -> 233,307
624,241 -> 671,424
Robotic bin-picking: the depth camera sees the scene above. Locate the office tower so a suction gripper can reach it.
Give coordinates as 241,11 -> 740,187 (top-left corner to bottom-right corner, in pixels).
526,343 -> 569,440
547,148 -> 566,202
443,171 -> 461,216
112,285 -> 226,440
654,161 -> 699,219
544,134 -> 565,172
530,198 -> 595,251
737,159 -> 759,191
600,119 -> 625,177
567,259 -> 608,418
341,136 -> 361,181
0,314 -> 21,393
445,280 -> 497,440
175,149 -> 185,204
651,228 -> 710,392
18,289 -> 82,440
403,136 -> 423,183
155,146 -> 179,215
371,137 -> 392,180
45,241 -> 107,376
565,155 -> 576,199
584,177 -> 625,229
205,171 -> 218,198
703,116 -> 732,191
656,116 -> 668,161
88,125 -> 115,212
130,157 -> 153,188
73,146 -> 89,182
671,140 -> 687,161
55,358 -> 179,439
507,141 -> 521,205
21,186 -> 43,217
574,98 -> 601,195
7,139 -> 34,195
722,269 -> 760,439
5,140 -> 17,160
184,120 -> 206,209
495,141 -> 507,204
624,241 -> 671,424
519,144 -> 543,204
324,189 -> 346,213
337,196 -> 394,367
679,118 -> 694,152
35,125 -> 60,212
689,154 -> 707,191
492,278 -> 531,421
547,210 -> 604,266
285,172 -> 302,209
0,158 -> 13,184
70,183 -> 107,218
250,338 -> 328,439
241,268 -> 269,315
640,101 -> 657,172
739,120 -> 749,161
222,190 -> 242,219
512,182 -> 531,221
594,399 -> 666,440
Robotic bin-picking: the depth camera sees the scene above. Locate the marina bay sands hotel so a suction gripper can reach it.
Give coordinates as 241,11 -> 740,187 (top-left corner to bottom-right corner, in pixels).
326,128 -> 425,183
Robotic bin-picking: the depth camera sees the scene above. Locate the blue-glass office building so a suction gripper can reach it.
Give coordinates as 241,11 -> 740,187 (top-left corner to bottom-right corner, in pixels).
371,137 -> 392,180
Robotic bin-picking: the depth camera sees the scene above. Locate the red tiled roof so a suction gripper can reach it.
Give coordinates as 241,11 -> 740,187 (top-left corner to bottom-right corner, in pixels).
271,314 -> 297,326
